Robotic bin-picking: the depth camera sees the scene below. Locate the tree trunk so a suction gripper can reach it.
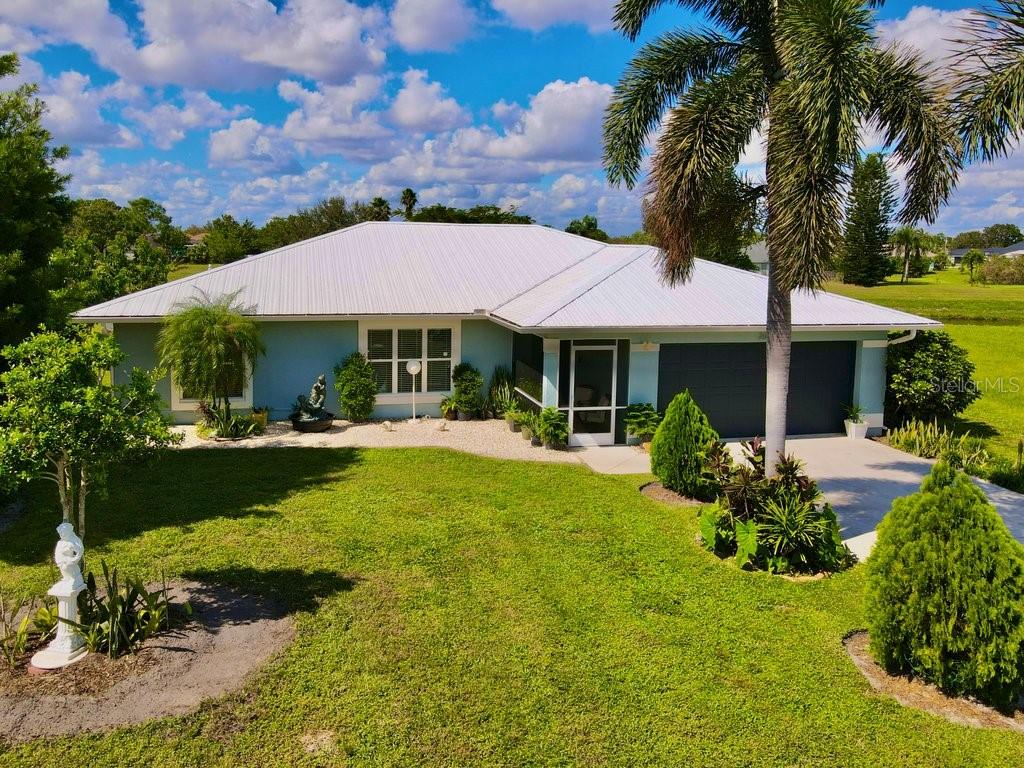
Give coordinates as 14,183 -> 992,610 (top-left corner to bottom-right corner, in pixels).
764,266 -> 792,477
55,454 -> 72,524
902,247 -> 910,283
77,465 -> 88,545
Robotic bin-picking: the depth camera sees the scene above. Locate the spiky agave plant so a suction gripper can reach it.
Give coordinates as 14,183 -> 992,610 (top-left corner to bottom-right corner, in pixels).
603,0 -> 960,475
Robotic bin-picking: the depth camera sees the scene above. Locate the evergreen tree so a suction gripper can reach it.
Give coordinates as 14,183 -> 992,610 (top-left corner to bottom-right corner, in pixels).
0,53 -> 72,349
841,153 -> 895,285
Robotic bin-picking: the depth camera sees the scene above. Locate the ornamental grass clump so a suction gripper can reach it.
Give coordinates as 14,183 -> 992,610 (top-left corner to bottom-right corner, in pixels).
866,461 -> 1024,710
650,390 -> 720,500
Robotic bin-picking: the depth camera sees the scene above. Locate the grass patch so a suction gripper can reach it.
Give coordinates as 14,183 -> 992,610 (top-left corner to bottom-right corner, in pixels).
1,448 -> 1022,765
826,269 -> 1024,325
167,263 -> 223,282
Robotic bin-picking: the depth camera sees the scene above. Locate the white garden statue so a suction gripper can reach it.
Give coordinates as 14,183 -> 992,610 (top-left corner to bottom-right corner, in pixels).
31,522 -> 88,669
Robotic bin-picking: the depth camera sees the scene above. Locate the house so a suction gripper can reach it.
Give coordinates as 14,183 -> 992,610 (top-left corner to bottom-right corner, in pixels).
949,240 -> 1024,266
744,241 -> 769,275
74,222 -> 939,446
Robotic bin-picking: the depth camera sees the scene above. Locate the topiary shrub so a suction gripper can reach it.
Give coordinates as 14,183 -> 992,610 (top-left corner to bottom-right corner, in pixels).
885,330 -> 980,424
650,390 -> 720,500
333,352 -> 378,422
452,362 -> 484,417
866,461 -> 1024,709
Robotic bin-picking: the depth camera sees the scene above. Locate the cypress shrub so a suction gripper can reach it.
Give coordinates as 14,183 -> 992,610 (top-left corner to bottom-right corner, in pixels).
866,461 -> 1024,709
333,352 -> 378,422
650,390 -> 720,500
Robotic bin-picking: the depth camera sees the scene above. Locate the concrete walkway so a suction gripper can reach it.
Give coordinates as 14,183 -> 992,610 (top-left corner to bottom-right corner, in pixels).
576,436 -> 1024,560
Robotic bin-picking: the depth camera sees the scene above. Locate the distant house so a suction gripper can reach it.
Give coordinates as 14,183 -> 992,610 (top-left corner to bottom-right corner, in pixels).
745,241 -> 769,275
949,240 -> 1024,266
75,222 -> 937,444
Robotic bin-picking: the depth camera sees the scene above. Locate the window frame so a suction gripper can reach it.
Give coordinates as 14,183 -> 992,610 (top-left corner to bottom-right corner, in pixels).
359,319 -> 461,405
170,360 -> 253,411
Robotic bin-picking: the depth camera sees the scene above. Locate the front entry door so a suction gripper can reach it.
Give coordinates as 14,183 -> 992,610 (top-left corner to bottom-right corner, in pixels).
569,345 -> 616,446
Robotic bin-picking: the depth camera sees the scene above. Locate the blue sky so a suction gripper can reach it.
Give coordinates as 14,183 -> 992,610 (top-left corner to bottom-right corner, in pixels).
1,1 -> 1015,235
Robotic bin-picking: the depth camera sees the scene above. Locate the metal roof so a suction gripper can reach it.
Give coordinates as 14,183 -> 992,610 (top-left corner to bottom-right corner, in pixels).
75,222 -> 939,331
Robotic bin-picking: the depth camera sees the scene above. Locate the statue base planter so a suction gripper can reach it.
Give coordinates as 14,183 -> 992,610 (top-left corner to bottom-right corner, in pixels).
290,415 -> 334,433
289,374 -> 334,433
31,523 -> 87,670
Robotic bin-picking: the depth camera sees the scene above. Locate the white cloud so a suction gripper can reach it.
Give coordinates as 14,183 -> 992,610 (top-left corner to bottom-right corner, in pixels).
875,6 -> 975,66
391,0 -> 475,52
491,99 -> 523,129
278,76 -> 396,160
39,71 -> 140,148
491,0 -> 615,32
124,91 -> 247,150
208,118 -> 302,173
388,69 -> 470,133
0,0 -> 389,90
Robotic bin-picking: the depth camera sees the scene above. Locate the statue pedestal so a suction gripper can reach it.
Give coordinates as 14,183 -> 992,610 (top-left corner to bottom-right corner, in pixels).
30,579 -> 87,670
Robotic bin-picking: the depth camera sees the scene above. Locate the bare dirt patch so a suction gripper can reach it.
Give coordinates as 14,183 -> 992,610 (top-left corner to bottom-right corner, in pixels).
639,481 -> 704,507
0,582 -> 295,743
844,630 -> 1024,732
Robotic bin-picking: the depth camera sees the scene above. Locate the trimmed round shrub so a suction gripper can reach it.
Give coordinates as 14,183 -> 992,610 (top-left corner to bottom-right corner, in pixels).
885,330 -> 979,424
866,461 -> 1024,709
650,390 -> 720,500
333,352 -> 378,422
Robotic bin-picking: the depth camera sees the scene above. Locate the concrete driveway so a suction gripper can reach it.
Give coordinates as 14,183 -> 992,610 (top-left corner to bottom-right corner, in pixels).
575,437 -> 1024,559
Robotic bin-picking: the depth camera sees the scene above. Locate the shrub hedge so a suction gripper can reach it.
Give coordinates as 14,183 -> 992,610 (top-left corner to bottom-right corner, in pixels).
866,461 -> 1024,709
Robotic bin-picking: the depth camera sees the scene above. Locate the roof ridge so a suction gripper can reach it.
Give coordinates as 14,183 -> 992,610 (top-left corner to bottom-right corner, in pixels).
489,240 -> 610,314
514,246 -> 656,327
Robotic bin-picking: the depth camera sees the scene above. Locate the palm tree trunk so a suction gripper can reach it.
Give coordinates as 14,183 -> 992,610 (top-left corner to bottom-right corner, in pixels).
902,246 -> 910,283
764,266 -> 791,477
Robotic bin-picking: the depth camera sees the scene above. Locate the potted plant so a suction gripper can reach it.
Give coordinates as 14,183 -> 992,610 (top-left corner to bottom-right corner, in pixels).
520,412 -> 536,442
844,403 -> 869,439
505,407 -> 521,432
538,407 -> 569,449
452,362 -> 483,421
440,396 -> 457,420
624,403 -> 661,450
251,405 -> 270,429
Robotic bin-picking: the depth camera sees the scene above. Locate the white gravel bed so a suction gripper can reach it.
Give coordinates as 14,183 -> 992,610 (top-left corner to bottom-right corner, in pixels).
172,417 -> 583,464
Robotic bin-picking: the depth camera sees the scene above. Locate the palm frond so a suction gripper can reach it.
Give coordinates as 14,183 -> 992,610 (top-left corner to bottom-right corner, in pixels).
645,57 -> 767,284
954,0 -> 1024,162
765,86 -> 845,291
776,0 -> 874,166
870,44 -> 961,225
604,30 -> 744,187
612,0 -> 757,40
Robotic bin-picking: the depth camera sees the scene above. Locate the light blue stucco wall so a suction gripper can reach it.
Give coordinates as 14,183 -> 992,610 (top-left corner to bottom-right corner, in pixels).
853,340 -> 887,424
112,317 -> 510,423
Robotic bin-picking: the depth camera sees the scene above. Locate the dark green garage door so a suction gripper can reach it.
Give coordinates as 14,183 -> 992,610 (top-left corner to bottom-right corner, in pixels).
657,341 -> 856,438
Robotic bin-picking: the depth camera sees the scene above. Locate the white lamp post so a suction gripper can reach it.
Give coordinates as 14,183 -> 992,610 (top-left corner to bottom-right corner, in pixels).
406,359 -> 422,421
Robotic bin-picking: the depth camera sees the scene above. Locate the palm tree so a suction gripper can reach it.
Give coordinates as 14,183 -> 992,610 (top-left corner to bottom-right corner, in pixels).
603,0 -> 959,474
157,292 -> 265,424
401,188 -> 418,220
890,226 -> 926,283
961,247 -> 986,281
956,0 -> 1024,162
368,197 -> 392,222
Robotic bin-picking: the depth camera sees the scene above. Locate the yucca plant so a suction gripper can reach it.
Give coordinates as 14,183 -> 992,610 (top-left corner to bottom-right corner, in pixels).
603,0 -> 960,475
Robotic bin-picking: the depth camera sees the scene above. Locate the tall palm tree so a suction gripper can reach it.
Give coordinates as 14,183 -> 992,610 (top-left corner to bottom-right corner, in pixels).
956,1 -> 1024,162
401,187 -> 418,220
890,225 -> 926,283
603,0 -> 959,474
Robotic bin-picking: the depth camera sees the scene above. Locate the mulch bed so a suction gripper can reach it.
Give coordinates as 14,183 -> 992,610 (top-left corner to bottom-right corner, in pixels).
844,630 -> 1024,732
639,482 -> 704,507
0,581 -> 296,743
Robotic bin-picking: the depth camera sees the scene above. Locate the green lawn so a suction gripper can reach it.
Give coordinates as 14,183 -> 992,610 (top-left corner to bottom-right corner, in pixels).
2,449 -> 1022,766
168,263 -> 223,282
828,270 -> 1024,463
826,269 -> 1024,325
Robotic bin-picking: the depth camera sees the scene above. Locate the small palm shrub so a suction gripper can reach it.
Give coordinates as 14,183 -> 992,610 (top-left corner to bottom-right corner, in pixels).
488,366 -> 515,415
537,407 -> 569,448
650,391 -> 720,500
866,462 -> 1024,709
333,352 -> 378,422
624,403 -> 661,441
